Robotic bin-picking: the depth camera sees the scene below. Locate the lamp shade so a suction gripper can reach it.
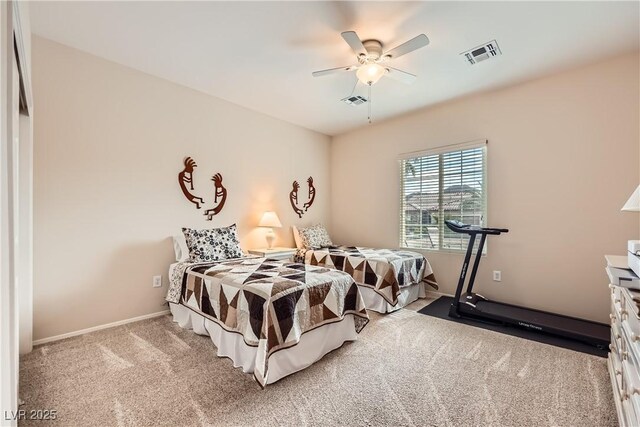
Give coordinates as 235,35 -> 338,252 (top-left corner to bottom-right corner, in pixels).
356,63 -> 387,85
622,185 -> 640,212
259,211 -> 282,228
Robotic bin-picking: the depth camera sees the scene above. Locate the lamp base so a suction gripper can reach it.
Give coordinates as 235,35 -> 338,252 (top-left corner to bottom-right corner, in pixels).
265,229 -> 275,249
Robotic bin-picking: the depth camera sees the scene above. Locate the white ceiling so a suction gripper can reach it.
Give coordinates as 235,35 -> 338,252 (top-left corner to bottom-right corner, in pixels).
30,1 -> 639,136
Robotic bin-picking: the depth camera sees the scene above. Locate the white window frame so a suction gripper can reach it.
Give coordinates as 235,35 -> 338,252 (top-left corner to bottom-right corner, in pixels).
398,139 -> 488,253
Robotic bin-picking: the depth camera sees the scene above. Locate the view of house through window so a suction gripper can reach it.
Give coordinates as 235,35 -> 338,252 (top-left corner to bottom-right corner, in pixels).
399,142 -> 487,251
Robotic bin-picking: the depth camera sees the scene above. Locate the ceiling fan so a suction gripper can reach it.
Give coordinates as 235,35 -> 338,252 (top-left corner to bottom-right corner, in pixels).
312,31 -> 430,86
312,31 -> 429,123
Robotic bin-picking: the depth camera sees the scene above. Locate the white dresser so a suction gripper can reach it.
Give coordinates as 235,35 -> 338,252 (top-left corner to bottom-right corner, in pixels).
608,271 -> 640,426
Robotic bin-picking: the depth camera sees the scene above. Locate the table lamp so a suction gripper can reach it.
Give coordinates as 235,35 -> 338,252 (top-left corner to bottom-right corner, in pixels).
622,185 -> 640,212
622,185 -> 640,277
259,211 -> 282,249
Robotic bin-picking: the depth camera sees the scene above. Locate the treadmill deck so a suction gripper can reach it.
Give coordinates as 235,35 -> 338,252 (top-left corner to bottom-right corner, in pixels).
461,299 -> 609,344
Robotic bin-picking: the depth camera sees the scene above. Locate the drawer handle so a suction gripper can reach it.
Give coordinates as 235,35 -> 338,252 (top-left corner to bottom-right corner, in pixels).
621,391 -> 629,401
632,333 -> 640,342
615,299 -> 621,304
611,314 -> 617,320
610,284 -> 615,289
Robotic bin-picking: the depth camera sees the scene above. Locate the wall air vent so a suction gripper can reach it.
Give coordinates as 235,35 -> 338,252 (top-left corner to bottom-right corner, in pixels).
461,40 -> 501,65
341,95 -> 367,106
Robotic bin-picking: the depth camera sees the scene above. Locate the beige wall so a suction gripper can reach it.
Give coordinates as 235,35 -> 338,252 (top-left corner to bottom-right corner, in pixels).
331,52 -> 640,324
32,37 -> 331,340
33,33 -> 639,339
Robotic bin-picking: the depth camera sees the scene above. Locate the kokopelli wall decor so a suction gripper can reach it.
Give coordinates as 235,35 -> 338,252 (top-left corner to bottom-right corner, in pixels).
178,157 -> 205,209
289,176 -> 316,218
303,177 -> 316,211
204,173 -> 227,221
178,157 -> 228,220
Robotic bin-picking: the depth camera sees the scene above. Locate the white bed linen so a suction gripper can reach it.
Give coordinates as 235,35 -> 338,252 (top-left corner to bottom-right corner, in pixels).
167,262 -> 360,385
169,303 -> 358,385
358,282 -> 426,313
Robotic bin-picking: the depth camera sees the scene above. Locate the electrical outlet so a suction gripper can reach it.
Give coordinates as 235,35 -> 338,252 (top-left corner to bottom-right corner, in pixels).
493,271 -> 502,282
152,275 -> 162,288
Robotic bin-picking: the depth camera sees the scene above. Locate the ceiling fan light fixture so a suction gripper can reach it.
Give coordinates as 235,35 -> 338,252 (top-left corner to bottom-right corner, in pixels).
356,63 -> 387,85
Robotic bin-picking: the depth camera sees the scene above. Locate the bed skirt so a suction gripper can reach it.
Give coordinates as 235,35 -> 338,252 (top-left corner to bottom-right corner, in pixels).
358,282 -> 426,313
169,303 -> 359,386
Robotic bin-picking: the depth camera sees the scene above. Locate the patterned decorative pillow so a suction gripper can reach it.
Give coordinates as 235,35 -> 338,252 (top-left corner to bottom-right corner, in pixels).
298,224 -> 333,249
182,224 -> 244,263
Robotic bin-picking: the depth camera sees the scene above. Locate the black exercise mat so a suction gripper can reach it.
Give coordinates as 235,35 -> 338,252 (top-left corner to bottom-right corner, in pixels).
418,296 -> 608,357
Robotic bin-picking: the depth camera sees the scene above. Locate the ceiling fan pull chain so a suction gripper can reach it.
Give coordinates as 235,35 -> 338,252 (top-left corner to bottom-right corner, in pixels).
368,84 -> 372,124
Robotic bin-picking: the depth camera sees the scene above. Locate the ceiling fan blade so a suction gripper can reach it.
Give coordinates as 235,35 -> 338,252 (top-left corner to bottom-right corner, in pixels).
385,67 -> 417,85
312,65 -> 357,77
341,31 -> 368,57
383,34 -> 429,60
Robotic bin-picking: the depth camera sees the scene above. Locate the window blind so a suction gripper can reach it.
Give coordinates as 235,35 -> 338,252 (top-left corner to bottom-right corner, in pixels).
399,142 -> 487,252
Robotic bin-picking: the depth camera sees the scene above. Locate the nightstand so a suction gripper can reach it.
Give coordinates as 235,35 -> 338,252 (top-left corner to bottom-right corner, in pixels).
248,247 -> 297,261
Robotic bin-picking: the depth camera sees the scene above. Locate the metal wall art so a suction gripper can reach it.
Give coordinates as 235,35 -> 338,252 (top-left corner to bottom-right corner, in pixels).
178,157 -> 204,209
289,176 -> 316,218
178,157 -> 227,220
204,173 -> 227,220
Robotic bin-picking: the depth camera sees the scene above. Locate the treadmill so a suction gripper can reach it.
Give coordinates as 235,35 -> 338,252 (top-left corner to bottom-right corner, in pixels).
445,220 -> 609,349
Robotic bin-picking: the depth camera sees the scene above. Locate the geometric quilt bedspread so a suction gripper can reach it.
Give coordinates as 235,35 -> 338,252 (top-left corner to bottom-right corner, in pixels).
166,256 -> 369,387
298,246 -> 438,306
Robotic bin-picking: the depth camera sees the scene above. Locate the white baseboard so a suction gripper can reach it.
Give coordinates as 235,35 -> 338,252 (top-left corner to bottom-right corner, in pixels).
426,289 -> 454,298
32,309 -> 171,346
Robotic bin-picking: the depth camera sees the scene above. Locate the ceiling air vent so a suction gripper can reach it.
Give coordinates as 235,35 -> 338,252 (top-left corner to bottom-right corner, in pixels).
461,40 -> 501,65
341,95 -> 367,106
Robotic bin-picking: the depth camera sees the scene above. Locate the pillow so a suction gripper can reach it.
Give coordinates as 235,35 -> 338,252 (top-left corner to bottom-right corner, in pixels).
298,224 -> 333,249
291,225 -> 303,249
172,234 -> 189,262
182,224 -> 244,263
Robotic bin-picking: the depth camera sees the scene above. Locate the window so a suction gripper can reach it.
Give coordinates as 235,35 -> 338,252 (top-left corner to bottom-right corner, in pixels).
399,141 -> 487,252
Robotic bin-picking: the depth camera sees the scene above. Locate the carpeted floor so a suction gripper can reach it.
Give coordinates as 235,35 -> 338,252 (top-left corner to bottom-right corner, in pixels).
19,298 -> 616,427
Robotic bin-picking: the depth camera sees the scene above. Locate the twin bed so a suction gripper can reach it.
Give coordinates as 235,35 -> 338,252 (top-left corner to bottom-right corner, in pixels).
292,224 -> 438,313
167,256 -> 368,387
167,224 -> 437,387
296,245 -> 438,313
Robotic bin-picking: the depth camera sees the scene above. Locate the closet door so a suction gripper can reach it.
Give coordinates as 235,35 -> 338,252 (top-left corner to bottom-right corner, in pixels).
0,2 -> 19,424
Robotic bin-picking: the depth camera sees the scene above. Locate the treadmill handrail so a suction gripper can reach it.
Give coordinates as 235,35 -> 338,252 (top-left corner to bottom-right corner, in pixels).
444,220 -> 509,235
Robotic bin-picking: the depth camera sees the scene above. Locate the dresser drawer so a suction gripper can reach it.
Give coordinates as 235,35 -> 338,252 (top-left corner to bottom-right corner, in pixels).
621,355 -> 640,426
630,394 -> 640,426
610,355 -> 628,427
612,324 -> 622,358
612,293 -> 624,329
611,341 -> 623,392
623,289 -> 640,339
620,325 -> 640,420
623,398 -> 639,427
612,283 -> 623,302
